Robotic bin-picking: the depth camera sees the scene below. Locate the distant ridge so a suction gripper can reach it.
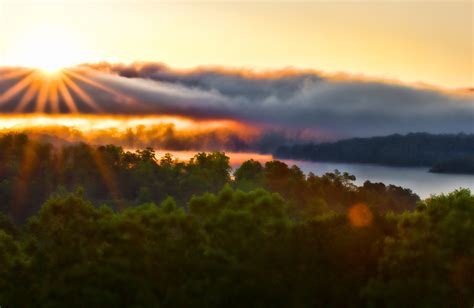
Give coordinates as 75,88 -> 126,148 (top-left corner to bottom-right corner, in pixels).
275,133 -> 474,174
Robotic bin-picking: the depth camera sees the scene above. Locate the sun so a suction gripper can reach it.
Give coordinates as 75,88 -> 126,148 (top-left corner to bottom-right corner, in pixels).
4,26 -> 89,72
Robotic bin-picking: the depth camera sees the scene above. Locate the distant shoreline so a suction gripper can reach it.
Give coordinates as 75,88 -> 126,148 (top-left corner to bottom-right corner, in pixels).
275,133 -> 474,175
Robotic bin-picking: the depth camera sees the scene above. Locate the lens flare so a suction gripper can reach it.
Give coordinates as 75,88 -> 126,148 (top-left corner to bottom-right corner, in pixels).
348,203 -> 373,227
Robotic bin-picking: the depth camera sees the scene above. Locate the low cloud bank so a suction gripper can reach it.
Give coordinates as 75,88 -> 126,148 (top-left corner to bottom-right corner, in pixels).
1,62 -> 473,144
87,62 -> 474,138
0,124 -> 302,153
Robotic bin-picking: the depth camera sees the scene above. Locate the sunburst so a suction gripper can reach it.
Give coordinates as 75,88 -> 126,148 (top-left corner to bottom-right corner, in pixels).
0,66 -> 143,212
0,66 -> 133,114
0,65 -> 140,214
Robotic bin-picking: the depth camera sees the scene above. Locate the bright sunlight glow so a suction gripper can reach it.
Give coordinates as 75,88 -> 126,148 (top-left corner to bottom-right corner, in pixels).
3,26 -> 89,72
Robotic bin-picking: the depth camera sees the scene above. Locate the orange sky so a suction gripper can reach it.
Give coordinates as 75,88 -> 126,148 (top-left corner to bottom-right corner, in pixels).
0,0 -> 472,88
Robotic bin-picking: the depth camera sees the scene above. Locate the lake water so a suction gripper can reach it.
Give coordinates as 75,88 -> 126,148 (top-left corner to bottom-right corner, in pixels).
154,151 -> 474,199
282,160 -> 474,199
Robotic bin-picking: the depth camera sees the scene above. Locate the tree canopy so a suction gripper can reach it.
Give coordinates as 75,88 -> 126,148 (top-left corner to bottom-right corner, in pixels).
0,134 -> 472,307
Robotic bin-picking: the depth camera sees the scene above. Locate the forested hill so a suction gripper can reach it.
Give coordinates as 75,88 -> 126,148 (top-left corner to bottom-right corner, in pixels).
0,134 -> 418,222
0,134 -> 472,306
275,133 -> 474,171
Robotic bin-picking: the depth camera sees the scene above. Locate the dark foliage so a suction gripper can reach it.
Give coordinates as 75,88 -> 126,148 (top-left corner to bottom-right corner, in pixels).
0,134 -> 418,221
0,189 -> 472,307
430,156 -> 474,174
0,134 -> 472,307
275,133 -> 474,171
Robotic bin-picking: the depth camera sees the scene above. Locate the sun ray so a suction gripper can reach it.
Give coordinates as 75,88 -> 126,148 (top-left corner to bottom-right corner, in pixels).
66,68 -> 147,109
15,78 -> 41,112
57,78 -> 79,113
12,141 -> 38,218
61,73 -> 102,112
35,77 -> 51,113
64,69 -> 124,98
1,67 -> 140,114
0,72 -> 35,105
0,68 -> 33,81
88,147 -> 123,209
48,78 -> 60,113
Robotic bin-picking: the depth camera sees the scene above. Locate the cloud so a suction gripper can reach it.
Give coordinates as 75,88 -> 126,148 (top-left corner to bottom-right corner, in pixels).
1,62 -> 473,143
86,62 -> 474,138
0,119 -> 300,153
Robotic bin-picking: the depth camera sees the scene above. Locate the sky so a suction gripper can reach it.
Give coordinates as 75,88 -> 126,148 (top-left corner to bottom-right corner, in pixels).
0,0 -> 472,149
0,0 -> 472,88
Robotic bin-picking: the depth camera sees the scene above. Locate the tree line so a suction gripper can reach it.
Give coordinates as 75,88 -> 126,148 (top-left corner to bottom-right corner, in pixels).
275,133 -> 474,174
0,134 -> 418,222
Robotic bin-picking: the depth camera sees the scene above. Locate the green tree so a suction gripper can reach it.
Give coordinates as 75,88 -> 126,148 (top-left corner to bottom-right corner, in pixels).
365,189 -> 474,307
234,159 -> 264,191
